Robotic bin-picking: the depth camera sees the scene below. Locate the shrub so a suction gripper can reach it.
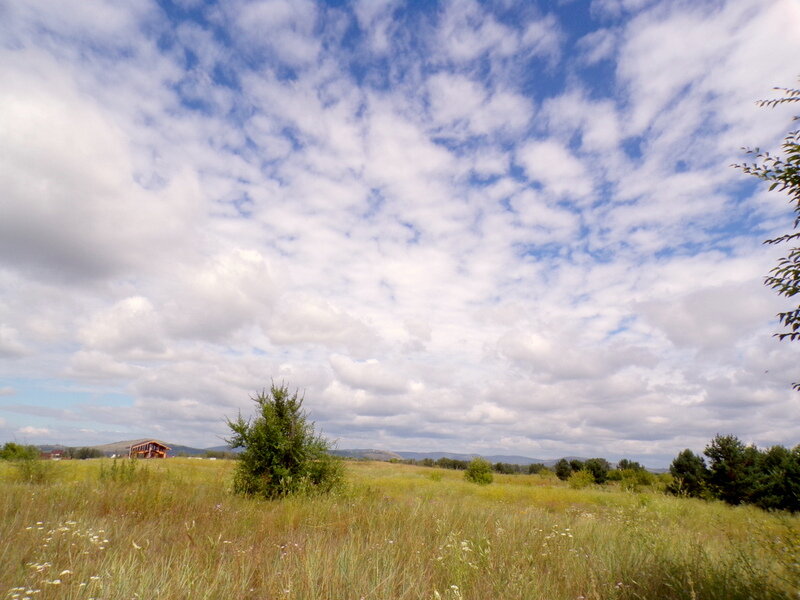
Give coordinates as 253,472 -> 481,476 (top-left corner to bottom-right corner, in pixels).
0,442 -> 39,461
464,457 -> 493,485
226,382 -> 343,499
619,468 -> 656,492
568,470 -> 595,489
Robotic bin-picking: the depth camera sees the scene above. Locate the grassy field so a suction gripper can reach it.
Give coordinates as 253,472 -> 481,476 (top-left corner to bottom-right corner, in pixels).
1,458 -> 798,600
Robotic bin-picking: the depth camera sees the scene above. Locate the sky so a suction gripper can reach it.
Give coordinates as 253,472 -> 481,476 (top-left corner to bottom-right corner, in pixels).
1,0 -> 799,467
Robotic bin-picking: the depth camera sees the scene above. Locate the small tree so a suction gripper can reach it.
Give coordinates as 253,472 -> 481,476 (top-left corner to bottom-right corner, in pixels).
667,449 -> 708,498
226,382 -> 343,499
584,458 -> 611,484
464,457 -> 493,485
554,458 -> 571,481
735,82 -> 800,389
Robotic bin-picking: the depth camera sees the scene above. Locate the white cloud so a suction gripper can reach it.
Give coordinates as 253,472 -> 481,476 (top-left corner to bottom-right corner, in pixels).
267,296 -> 379,353
576,28 -> 617,64
427,73 -> 533,138
354,0 -> 400,54
232,0 -> 320,67
329,354 -> 410,394
0,325 -> 28,358
517,140 -> 593,200
79,297 -> 166,357
18,426 -> 51,437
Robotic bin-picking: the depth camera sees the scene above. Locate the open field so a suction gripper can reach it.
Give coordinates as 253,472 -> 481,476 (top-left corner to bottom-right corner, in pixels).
1,459 -> 798,600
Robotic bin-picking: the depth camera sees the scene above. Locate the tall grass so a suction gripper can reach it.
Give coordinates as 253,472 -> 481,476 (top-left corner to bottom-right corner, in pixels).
0,459 -> 797,599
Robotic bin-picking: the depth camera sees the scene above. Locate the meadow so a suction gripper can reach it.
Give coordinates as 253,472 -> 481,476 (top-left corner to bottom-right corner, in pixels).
1,458 -> 798,600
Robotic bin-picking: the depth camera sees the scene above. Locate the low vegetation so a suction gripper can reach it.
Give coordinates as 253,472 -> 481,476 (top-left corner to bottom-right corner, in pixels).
1,457 -> 798,599
463,457 -> 493,485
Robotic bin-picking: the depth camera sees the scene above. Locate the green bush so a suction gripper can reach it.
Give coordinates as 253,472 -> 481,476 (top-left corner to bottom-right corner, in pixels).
619,468 -> 656,492
568,470 -> 595,489
0,442 -> 39,461
464,457 -> 493,485
226,382 -> 343,499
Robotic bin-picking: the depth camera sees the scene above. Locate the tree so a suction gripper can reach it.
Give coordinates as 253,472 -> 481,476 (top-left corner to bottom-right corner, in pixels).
554,458 -> 571,481
527,462 -> 547,474
704,434 -> 759,505
735,82 -> 800,389
584,458 -> 611,484
666,449 -> 708,498
617,459 -> 644,471
464,457 -> 493,485
750,444 -> 800,512
569,459 -> 584,472
226,382 -> 343,499
66,446 -> 104,459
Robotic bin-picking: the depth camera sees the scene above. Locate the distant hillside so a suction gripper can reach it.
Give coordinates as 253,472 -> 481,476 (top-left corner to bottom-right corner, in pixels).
330,449 -> 404,461
205,444 -> 244,454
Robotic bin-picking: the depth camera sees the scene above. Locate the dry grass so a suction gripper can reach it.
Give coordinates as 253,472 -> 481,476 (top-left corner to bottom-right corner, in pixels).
0,458 -> 797,599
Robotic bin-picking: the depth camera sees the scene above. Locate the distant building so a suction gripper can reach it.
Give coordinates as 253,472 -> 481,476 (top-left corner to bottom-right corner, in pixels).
127,440 -> 170,459
40,448 -> 66,460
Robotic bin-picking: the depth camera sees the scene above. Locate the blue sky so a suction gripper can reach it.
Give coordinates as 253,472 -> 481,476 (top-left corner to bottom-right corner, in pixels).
1,0 -> 799,466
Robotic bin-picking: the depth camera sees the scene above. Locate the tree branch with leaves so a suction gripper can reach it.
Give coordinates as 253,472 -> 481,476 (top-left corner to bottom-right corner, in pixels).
735,82 -> 800,390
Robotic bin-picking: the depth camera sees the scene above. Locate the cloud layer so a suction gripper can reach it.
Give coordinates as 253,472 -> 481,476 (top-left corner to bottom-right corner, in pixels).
1,0 -> 799,465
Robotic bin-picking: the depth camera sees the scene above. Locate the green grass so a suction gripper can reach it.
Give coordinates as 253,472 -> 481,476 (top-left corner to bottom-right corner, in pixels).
0,458 -> 797,599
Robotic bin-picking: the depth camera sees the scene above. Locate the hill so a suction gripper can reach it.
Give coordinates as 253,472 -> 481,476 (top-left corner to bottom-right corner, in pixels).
330,448 -> 403,461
